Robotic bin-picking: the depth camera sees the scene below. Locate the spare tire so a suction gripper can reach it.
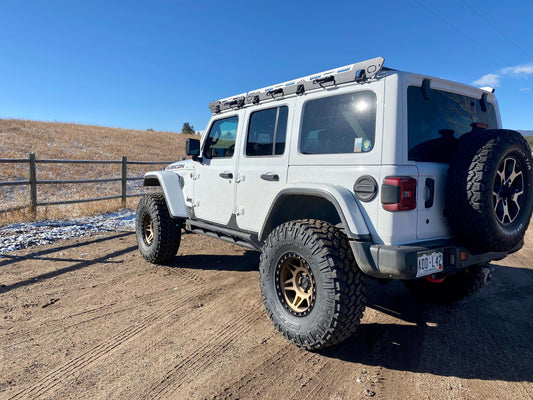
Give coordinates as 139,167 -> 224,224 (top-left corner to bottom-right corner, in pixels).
445,129 -> 533,252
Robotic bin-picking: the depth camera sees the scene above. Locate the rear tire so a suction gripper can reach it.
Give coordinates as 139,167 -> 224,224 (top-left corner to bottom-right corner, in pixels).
404,264 -> 491,304
259,219 -> 366,350
136,193 -> 181,264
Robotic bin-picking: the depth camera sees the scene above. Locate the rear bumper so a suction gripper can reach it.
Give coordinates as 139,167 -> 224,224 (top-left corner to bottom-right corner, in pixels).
350,239 -> 520,280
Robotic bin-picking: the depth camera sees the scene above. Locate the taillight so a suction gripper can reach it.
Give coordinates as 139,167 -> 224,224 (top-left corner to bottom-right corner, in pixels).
381,177 -> 417,211
471,122 -> 488,129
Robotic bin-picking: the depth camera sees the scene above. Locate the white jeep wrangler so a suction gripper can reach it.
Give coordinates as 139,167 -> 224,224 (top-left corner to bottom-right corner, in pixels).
136,57 -> 533,350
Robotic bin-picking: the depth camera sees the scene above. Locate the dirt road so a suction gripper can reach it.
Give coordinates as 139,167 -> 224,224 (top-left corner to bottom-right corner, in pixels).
1,228 -> 532,400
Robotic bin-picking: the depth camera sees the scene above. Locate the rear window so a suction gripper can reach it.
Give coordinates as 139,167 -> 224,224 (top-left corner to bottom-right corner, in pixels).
299,91 -> 377,154
408,86 -> 498,163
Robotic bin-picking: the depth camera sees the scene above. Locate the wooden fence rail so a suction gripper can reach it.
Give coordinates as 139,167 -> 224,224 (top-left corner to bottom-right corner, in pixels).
0,153 -> 175,217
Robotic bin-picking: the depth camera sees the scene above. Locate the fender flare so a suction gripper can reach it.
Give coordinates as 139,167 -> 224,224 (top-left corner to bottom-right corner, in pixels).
143,171 -> 187,218
258,184 -> 371,241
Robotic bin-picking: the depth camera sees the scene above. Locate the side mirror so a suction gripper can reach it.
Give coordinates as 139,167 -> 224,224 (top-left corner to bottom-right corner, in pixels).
186,138 -> 200,156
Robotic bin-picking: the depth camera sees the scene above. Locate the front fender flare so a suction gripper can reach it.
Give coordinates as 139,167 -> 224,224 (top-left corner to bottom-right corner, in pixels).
143,171 -> 187,218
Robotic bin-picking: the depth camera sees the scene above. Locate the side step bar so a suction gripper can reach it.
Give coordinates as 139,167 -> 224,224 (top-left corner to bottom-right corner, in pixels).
185,219 -> 262,251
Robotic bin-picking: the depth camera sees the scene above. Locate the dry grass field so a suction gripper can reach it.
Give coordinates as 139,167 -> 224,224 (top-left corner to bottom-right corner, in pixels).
0,119 -> 194,224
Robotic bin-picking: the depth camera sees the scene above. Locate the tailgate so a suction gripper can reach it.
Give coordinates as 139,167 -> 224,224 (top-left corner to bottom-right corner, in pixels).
416,162 -> 451,240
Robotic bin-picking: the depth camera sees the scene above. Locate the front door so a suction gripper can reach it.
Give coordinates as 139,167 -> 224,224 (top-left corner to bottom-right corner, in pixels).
193,115 -> 239,226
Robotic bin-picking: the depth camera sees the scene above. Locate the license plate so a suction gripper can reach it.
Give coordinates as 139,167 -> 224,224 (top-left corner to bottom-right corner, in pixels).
416,249 -> 444,278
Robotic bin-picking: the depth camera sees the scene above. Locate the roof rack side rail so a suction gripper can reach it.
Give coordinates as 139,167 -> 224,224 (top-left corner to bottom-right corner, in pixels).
209,94 -> 247,114
209,57 -> 385,112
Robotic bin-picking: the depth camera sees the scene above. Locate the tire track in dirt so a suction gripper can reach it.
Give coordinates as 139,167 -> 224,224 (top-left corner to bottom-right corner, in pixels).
8,267 -> 207,347
140,311 -> 264,400
206,343 -> 322,400
291,359 -> 365,400
8,285 -> 205,400
9,290 -> 170,346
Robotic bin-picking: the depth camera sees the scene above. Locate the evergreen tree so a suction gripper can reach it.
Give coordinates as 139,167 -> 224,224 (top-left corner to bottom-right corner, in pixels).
182,122 -> 195,134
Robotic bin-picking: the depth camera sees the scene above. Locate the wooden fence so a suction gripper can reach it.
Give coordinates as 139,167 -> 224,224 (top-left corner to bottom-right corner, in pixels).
0,153 -> 174,217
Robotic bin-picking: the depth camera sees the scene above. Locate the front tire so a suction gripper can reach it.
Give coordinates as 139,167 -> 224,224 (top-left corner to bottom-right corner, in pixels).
259,219 -> 366,350
136,193 -> 181,264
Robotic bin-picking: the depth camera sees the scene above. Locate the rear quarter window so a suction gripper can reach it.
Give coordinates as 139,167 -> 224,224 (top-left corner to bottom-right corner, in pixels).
299,91 -> 377,154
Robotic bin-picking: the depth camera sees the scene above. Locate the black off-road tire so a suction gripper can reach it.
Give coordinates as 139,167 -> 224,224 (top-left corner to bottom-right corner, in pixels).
136,193 -> 181,264
259,219 -> 366,350
445,129 -> 533,252
404,264 -> 492,304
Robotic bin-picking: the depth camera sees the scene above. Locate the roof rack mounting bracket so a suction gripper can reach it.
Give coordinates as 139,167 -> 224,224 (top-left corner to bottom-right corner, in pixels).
313,75 -> 336,87
355,69 -> 366,83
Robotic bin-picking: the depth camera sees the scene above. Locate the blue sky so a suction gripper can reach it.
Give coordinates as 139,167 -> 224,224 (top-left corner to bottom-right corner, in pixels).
1,0 -> 532,133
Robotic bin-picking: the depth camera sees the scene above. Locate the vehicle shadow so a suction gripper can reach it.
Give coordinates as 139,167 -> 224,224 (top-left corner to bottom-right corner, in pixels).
167,251 -> 260,272
322,264 -> 533,382
0,232 -> 136,294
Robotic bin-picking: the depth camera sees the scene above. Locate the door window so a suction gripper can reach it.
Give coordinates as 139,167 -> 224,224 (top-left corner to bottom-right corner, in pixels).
203,116 -> 238,158
246,106 -> 288,156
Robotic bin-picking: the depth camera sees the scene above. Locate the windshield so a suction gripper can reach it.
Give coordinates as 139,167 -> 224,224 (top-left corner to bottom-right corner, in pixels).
408,86 -> 498,163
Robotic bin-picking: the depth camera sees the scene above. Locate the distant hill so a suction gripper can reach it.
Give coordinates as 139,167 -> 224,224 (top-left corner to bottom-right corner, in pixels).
519,130 -> 533,136
0,118 -> 190,161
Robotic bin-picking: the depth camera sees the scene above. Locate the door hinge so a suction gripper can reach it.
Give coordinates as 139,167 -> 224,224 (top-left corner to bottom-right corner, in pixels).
233,206 -> 245,216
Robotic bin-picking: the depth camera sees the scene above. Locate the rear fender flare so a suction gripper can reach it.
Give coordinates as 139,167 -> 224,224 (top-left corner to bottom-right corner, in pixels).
259,184 -> 371,241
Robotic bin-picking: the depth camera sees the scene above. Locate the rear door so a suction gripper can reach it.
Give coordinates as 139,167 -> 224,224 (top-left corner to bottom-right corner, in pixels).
407,82 -> 499,240
235,103 -> 291,233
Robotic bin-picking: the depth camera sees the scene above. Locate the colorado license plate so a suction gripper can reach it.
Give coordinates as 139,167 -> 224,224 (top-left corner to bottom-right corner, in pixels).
416,249 -> 444,278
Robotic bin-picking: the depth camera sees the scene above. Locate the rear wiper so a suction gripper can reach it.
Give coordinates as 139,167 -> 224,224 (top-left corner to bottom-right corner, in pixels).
480,93 -> 488,112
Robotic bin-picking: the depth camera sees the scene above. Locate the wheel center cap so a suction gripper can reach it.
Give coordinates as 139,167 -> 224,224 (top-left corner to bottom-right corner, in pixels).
299,274 -> 311,292
500,182 -> 515,199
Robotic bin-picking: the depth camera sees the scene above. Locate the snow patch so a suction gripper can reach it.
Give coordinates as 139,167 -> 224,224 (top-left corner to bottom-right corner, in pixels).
0,209 -> 136,255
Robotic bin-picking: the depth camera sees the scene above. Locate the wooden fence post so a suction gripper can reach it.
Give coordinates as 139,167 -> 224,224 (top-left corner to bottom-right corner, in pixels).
29,152 -> 37,219
121,156 -> 127,208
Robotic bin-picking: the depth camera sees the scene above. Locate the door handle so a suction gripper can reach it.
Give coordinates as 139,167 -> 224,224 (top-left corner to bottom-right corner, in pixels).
260,173 -> 279,182
219,172 -> 233,179
425,178 -> 435,208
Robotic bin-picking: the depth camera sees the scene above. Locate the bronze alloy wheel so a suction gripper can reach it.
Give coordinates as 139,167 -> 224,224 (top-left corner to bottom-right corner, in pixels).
275,253 -> 316,316
142,213 -> 154,245
493,156 -> 525,225
260,220 -> 367,350
136,193 -> 181,264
